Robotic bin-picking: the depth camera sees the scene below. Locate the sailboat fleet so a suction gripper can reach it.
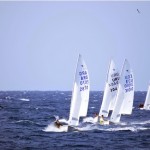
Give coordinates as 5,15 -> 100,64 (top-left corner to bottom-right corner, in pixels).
54,54 -> 149,131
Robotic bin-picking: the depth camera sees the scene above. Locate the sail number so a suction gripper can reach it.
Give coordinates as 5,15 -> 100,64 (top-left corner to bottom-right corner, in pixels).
109,81 -> 119,87
110,87 -> 117,92
79,71 -> 87,76
80,80 -> 88,85
79,71 -> 89,91
125,74 -> 132,79
109,73 -> 119,93
124,74 -> 133,93
125,87 -> 133,93
80,86 -> 88,91
111,72 -> 119,78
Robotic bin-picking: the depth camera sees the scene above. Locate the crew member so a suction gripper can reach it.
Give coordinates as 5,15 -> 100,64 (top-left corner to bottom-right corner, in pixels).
54,119 -> 63,128
100,115 -> 104,125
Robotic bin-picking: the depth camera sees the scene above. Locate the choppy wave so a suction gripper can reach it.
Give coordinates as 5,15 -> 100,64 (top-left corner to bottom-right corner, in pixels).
90,107 -> 95,109
93,100 -> 98,102
60,92 -> 65,95
19,98 -> 30,101
16,120 -> 34,124
0,91 -> 150,149
105,126 -> 149,132
130,120 -> 150,125
77,124 -> 99,131
83,117 -> 95,123
77,123 -> 150,132
43,123 -> 68,132
59,118 -> 68,124
80,118 -> 150,132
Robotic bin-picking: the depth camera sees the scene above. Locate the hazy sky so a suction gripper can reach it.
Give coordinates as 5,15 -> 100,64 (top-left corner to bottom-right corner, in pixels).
0,1 -> 150,91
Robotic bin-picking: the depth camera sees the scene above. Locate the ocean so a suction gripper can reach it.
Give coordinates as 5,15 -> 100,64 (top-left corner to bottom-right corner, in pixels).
0,91 -> 149,150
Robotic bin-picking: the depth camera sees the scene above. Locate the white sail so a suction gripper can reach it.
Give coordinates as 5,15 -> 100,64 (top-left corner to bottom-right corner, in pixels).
144,84 -> 150,110
110,59 -> 134,123
120,60 -> 134,114
99,59 -> 119,117
68,54 -> 90,126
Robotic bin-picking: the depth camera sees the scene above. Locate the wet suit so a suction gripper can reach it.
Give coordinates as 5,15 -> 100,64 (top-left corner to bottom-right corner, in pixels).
100,117 -> 104,125
54,120 -> 63,128
139,104 -> 144,108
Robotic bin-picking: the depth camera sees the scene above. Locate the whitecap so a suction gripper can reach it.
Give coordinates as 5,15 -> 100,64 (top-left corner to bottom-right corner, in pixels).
93,100 -> 98,102
16,120 -> 34,124
65,98 -> 69,100
106,126 -> 150,132
53,116 -> 68,124
83,117 -> 95,123
59,118 -> 68,124
43,123 -> 68,132
105,126 -> 137,132
90,107 -> 95,109
77,124 -> 99,131
118,122 -> 128,126
19,98 -> 30,101
130,120 -> 150,125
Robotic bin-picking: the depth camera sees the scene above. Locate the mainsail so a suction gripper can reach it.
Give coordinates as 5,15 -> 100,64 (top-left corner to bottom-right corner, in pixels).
144,84 -> 150,110
110,59 -> 134,123
99,59 -> 119,117
68,54 -> 90,126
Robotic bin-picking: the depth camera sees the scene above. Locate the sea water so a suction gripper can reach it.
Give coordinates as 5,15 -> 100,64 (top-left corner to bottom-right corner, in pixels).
0,91 -> 149,149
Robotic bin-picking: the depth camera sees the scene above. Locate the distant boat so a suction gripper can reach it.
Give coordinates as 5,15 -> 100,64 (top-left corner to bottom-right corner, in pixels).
110,59 -> 134,123
99,59 -> 119,118
68,54 -> 90,127
143,84 -> 150,110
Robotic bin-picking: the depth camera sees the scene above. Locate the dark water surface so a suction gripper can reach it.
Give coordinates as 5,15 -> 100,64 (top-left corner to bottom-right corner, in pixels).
0,91 -> 149,150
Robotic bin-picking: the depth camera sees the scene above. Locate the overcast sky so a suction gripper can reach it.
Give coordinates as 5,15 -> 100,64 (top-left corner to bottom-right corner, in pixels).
0,1 -> 150,91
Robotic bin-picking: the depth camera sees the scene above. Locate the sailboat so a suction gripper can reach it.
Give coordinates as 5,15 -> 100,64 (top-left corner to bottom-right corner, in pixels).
110,59 -> 134,123
99,59 -> 119,118
143,84 -> 150,110
55,54 -> 90,131
68,54 -> 90,128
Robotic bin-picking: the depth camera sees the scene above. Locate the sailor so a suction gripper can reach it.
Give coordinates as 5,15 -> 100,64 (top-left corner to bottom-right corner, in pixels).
139,103 -> 144,108
54,119 -> 63,128
100,115 -> 104,125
